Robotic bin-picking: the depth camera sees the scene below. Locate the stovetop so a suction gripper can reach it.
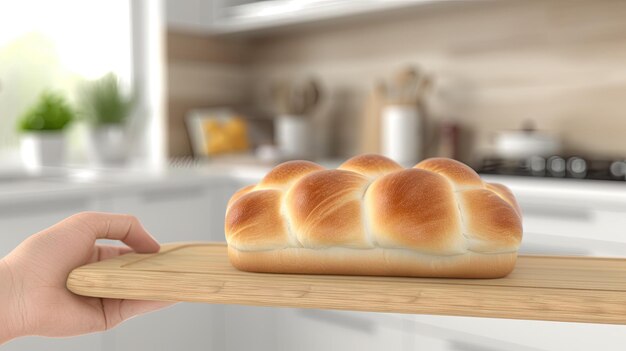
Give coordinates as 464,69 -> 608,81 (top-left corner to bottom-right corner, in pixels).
478,156 -> 626,181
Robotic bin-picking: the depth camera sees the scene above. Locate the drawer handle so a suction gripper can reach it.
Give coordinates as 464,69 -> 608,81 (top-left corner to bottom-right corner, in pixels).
521,206 -> 591,220
297,310 -> 374,333
0,198 -> 87,217
141,186 -> 206,203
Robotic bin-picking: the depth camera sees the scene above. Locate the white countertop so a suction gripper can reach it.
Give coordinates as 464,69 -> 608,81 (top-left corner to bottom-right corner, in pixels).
0,164 -> 266,204
1,162 -> 625,207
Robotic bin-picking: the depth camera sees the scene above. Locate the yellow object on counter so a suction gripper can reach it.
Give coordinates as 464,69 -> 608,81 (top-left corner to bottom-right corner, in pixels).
202,117 -> 250,156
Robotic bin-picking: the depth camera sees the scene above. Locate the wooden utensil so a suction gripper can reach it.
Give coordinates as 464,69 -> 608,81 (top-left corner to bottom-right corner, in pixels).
302,79 -> 320,115
68,242 -> 626,325
272,81 -> 292,115
415,74 -> 434,105
361,81 -> 386,153
392,66 -> 419,104
272,79 -> 321,116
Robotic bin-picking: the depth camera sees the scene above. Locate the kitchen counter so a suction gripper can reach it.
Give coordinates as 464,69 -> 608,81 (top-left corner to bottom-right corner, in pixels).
0,164 -> 267,204
2,162 -> 625,207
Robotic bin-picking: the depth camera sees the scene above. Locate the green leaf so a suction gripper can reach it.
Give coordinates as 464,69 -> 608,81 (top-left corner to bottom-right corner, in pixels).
17,91 -> 75,132
80,73 -> 137,125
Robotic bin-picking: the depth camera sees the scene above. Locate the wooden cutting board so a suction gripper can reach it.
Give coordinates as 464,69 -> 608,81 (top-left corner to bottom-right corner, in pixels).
67,242 -> 626,324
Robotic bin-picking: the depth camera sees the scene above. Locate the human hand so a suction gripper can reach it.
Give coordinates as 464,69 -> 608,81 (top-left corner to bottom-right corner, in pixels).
0,212 -> 174,343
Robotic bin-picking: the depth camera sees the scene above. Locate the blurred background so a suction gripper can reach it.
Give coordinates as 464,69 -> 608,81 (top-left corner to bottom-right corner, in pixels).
2,0 -> 626,350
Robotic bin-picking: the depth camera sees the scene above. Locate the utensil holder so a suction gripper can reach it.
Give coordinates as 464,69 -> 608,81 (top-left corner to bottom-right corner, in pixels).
276,115 -> 311,159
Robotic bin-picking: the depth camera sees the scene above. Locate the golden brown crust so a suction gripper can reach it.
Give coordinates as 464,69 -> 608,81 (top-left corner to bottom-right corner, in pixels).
339,154 -> 403,178
486,182 -> 522,217
225,189 -> 289,250
227,184 -> 256,209
458,189 -> 523,253
258,160 -> 325,190
224,155 -> 523,278
228,246 -> 517,279
365,169 -> 466,255
286,169 -> 371,248
415,158 -> 484,190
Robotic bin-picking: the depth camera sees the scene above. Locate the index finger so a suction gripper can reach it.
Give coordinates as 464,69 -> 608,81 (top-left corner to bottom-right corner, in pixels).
68,212 -> 160,253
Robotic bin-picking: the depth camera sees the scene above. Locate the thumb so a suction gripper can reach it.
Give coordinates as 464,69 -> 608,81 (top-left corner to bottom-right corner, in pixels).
64,212 -> 160,253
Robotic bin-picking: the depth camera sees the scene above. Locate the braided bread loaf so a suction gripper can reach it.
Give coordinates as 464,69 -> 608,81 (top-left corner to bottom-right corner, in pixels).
225,154 -> 523,278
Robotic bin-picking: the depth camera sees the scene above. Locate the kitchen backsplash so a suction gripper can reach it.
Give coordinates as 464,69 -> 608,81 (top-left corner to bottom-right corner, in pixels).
167,31 -> 251,156
167,0 -> 626,165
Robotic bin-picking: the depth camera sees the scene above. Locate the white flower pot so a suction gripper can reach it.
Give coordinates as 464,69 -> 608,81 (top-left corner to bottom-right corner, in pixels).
20,132 -> 66,171
86,125 -> 128,166
275,115 -> 311,159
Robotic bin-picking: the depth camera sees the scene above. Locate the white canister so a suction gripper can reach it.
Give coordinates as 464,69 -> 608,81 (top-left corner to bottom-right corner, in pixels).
275,115 -> 311,159
381,105 -> 421,166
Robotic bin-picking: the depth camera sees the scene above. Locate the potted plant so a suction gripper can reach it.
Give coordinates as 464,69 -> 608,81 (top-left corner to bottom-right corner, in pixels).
17,92 -> 75,171
81,73 -> 137,166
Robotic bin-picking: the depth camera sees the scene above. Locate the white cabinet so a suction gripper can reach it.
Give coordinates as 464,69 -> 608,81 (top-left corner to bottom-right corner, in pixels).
408,314 -> 626,351
272,309 -> 410,351
481,175 -> 626,258
209,306 -> 419,351
522,200 -> 626,242
0,195 -> 96,257
109,179 -> 245,243
0,194 -> 102,351
106,303 -> 225,351
3,334 -> 105,351
105,178 -> 241,351
165,0 -> 219,33
111,184 -> 214,243
165,0 -> 433,35
518,198 -> 626,257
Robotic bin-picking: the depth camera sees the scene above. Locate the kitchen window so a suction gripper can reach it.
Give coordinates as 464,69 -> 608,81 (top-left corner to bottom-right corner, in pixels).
0,0 -> 133,163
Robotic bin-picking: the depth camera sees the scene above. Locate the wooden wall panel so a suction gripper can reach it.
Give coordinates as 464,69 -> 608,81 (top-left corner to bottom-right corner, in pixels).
167,0 -> 626,162
166,31 -> 252,157
247,0 -> 626,163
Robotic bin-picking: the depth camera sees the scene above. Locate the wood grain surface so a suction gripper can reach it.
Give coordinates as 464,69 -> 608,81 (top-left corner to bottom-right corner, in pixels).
67,242 -> 626,324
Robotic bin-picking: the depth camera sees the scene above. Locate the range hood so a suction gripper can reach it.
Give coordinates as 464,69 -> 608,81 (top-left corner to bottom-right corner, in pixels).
211,0 -> 435,34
